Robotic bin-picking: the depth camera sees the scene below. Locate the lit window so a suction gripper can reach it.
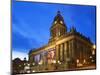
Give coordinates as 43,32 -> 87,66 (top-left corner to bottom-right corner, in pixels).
76,59 -> 79,63
83,59 -> 86,63
90,56 -> 92,58
58,31 -> 60,36
92,50 -> 95,55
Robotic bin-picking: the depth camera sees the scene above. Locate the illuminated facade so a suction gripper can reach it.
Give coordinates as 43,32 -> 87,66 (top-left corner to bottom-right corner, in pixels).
28,11 -> 95,72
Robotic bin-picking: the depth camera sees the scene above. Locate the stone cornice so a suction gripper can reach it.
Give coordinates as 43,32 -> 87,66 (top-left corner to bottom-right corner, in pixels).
29,31 -> 93,56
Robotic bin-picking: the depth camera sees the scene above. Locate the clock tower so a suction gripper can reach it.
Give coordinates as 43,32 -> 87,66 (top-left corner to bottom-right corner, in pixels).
50,11 -> 67,39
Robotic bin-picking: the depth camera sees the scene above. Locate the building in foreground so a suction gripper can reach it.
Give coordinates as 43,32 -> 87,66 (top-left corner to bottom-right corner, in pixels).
28,11 -> 96,72
12,58 -> 29,74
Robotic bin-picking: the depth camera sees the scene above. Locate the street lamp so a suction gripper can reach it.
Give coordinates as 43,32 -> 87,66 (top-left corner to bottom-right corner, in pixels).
52,60 -> 56,64
58,60 -> 61,64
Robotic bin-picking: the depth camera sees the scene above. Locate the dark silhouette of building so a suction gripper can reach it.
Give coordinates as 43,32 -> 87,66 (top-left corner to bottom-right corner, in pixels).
12,57 -> 29,74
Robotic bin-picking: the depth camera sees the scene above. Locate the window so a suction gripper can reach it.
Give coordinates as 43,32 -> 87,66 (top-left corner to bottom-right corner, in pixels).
58,31 -> 60,36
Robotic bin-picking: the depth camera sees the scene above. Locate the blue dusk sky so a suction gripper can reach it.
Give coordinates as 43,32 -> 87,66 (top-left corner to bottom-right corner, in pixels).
12,1 -> 96,60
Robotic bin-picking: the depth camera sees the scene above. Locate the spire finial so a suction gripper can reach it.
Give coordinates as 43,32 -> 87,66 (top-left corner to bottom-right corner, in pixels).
57,10 -> 60,14
70,26 -> 77,33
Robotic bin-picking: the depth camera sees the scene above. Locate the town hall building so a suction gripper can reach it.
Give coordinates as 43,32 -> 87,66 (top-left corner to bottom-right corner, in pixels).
28,11 -> 95,72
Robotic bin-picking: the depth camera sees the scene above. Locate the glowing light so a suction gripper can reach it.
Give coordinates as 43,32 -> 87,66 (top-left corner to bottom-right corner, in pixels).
24,66 -> 30,70
78,63 -> 83,67
58,60 -> 60,63
52,60 -> 56,64
83,59 -> 86,63
38,62 -> 41,65
90,56 -> 92,58
27,70 -> 30,73
38,62 -> 42,65
92,44 -> 96,55
76,59 -> 79,63
33,63 -> 35,65
38,60 -> 43,65
93,45 -> 96,49
58,60 -> 61,64
92,50 -> 95,55
54,21 -> 57,24
32,70 -> 35,72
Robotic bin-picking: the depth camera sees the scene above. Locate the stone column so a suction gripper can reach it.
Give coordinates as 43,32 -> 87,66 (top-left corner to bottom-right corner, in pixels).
72,40 -> 75,58
64,42 -> 67,62
29,55 -> 33,63
66,41 -> 69,58
69,41 -> 71,58
71,40 -> 76,67
56,45 -> 59,62
60,44 -> 63,62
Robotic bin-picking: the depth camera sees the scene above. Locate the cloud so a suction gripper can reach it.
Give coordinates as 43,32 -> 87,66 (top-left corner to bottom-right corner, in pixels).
12,16 -> 46,52
12,28 -> 42,53
12,50 -> 28,60
12,15 -> 48,52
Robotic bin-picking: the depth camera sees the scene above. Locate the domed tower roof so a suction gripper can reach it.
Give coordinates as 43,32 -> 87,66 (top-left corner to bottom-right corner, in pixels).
51,11 -> 67,28
53,11 -> 64,22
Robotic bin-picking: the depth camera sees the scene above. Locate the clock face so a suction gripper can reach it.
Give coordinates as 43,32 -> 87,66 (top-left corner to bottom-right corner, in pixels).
60,21 -> 63,24
54,21 -> 57,24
